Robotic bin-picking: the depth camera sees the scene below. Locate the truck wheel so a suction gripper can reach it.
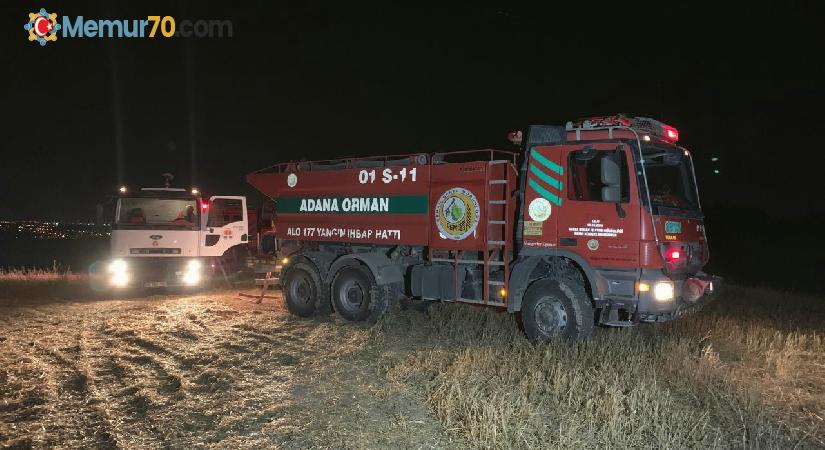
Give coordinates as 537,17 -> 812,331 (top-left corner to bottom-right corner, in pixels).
283,262 -> 320,317
331,266 -> 388,323
522,279 -> 593,342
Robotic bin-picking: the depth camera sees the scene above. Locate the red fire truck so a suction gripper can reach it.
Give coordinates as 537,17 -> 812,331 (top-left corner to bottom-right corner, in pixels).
246,115 -> 720,341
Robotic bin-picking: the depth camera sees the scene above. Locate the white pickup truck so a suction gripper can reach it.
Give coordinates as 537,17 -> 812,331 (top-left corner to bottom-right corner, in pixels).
105,187 -> 248,289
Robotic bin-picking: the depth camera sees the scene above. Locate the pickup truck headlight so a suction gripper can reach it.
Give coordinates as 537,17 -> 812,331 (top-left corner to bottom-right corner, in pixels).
182,259 -> 202,286
653,281 -> 675,301
108,259 -> 129,287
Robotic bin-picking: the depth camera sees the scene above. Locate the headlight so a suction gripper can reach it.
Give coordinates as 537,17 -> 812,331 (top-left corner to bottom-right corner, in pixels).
653,281 -> 675,301
108,259 -> 129,287
108,259 -> 127,274
111,272 -> 130,287
183,259 -> 202,286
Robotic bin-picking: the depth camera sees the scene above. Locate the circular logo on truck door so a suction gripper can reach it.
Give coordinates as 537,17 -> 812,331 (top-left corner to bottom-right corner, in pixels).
587,239 -> 599,251
435,187 -> 480,240
287,173 -> 298,188
528,198 -> 552,221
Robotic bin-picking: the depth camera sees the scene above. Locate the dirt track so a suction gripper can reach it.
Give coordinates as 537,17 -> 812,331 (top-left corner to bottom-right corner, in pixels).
0,291 -> 455,449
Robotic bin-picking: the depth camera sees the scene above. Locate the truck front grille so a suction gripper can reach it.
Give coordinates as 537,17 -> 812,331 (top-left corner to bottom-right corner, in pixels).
130,248 -> 182,255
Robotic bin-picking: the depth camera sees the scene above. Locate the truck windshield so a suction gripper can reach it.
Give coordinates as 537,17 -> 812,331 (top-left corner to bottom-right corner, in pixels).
115,198 -> 199,230
642,146 -> 700,215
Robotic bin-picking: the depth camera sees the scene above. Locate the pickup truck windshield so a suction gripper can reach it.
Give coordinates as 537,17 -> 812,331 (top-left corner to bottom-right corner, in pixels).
642,147 -> 700,214
115,198 -> 199,230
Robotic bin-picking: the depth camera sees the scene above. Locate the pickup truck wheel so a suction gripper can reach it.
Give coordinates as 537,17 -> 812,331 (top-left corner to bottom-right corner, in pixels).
283,262 -> 319,317
332,266 -> 384,322
522,279 -> 593,342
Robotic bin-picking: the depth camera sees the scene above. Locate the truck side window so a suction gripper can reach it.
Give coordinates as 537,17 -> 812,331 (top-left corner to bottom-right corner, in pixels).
207,198 -> 243,227
568,150 -> 629,202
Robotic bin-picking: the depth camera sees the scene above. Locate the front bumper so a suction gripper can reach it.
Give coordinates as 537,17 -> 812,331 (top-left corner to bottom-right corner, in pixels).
636,272 -> 722,322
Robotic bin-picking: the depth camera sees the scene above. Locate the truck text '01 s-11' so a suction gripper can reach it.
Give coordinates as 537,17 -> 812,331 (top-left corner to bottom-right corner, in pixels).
247,115 -> 721,341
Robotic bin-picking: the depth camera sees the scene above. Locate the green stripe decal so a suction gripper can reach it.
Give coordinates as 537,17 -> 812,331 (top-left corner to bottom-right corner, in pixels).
528,164 -> 563,191
528,179 -> 562,206
531,149 -> 564,175
278,195 -> 428,214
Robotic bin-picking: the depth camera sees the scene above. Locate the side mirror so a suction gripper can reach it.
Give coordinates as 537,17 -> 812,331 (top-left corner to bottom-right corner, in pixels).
602,185 -> 621,203
601,152 -> 626,218
601,155 -> 621,202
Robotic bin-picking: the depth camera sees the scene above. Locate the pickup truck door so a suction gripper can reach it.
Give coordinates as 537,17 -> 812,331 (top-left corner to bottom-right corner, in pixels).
200,196 -> 249,257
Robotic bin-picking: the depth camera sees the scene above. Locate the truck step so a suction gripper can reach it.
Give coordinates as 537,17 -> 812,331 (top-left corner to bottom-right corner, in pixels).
431,258 -> 484,264
488,160 -> 511,165
489,200 -> 507,205
601,320 -> 636,328
488,240 -> 505,245
487,280 -> 505,286
488,220 -> 506,225
429,258 -> 505,266
458,297 -> 505,306
489,179 -> 508,185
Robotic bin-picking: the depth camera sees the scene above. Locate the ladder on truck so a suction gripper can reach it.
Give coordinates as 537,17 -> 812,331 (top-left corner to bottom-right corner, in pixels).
430,157 -> 517,306
483,159 -> 516,306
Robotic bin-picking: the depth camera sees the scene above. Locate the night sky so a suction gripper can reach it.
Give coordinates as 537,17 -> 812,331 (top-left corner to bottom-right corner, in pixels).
1,1 -> 824,221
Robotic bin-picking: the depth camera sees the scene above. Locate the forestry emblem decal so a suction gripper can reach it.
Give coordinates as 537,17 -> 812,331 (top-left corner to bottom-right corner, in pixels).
24,8 -> 61,46
435,187 -> 480,240
528,197 -> 552,221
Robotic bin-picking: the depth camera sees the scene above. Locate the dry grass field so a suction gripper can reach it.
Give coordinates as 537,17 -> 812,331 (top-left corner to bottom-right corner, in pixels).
0,274 -> 823,449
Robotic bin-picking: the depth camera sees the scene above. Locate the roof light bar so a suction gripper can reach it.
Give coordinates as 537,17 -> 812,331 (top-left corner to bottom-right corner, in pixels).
566,114 -> 680,142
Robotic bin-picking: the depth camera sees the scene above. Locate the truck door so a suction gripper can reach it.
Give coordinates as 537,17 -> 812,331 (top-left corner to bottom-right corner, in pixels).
554,143 -> 640,267
200,196 -> 249,257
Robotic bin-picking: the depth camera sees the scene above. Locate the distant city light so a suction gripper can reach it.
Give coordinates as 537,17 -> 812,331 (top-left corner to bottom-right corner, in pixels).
713,169 -> 720,174
0,220 -> 110,240
711,157 -> 719,162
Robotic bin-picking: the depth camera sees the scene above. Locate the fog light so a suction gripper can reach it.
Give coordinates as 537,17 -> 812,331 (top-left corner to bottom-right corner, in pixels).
638,281 -> 650,292
281,257 -> 289,265
499,288 -> 507,298
653,281 -> 675,301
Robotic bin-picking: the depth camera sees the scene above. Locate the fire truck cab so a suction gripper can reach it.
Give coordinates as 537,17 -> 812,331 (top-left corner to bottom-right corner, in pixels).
512,116 -> 719,338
